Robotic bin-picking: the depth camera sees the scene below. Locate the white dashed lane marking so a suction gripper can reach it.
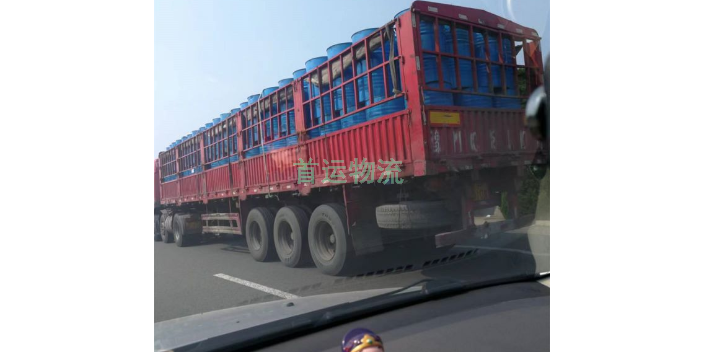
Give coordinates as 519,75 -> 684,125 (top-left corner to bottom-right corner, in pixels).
214,273 -> 300,299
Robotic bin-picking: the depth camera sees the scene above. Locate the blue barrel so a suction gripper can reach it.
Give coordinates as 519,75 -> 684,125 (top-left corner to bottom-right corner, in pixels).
458,59 -> 473,89
370,41 -> 384,68
332,88 -> 343,116
278,78 -> 293,88
423,54 -> 439,84
454,94 -> 492,108
351,28 -> 377,43
262,86 -> 278,97
340,111 -> 366,129
220,113 -> 230,119
286,135 -> 299,147
493,97 -> 521,109
420,18 -> 435,51
491,65 -> 502,88
441,56 -> 457,89
247,94 -> 260,105
263,138 -> 288,153
456,27 -> 470,56
287,111 -> 295,133
394,8 -> 409,18
424,54 -> 455,91
344,82 -> 356,113
474,32 -> 486,58
488,33 -> 499,61
424,91 -> 453,105
308,127 -> 323,139
192,130 -> 198,136
357,75 -> 369,107
240,102 -> 248,109
370,68 -> 385,103
322,120 -> 342,135
198,127 -> 205,133
312,99 -> 322,125
205,122 -> 213,128
476,62 -> 489,92
292,68 -> 306,79
438,22 -> 453,53
502,38 -> 513,63
245,147 -> 262,158
386,62 -> 401,95
213,117 -> 221,124
505,67 -> 516,94
230,108 -> 240,115
367,97 -> 405,121
322,95 -> 332,123
327,42 -> 351,59
383,31 -> 399,62
305,56 -> 327,72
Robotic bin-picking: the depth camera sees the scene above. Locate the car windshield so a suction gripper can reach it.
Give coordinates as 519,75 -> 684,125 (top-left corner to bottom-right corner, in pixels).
154,0 -> 549,349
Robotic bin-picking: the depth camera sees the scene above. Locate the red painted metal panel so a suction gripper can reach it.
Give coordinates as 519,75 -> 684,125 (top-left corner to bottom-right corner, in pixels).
205,164 -> 231,197
411,1 -> 541,40
243,155 -> 266,188
265,146 -> 298,185
230,162 -> 243,191
325,112 -> 411,165
306,137 -> 329,186
162,180 -> 179,201
154,159 -> 161,205
427,108 -> 539,169
179,173 -> 201,199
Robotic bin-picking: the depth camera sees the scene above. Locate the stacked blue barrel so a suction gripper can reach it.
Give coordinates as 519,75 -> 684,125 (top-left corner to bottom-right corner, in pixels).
352,28 -> 376,109
247,94 -> 260,105
305,56 -> 328,139
278,78 -> 293,88
262,86 -> 277,97
494,37 -> 521,109
420,18 -> 452,106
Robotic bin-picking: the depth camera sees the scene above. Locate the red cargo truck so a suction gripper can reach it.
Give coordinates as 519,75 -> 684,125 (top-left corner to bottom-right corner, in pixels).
154,1 -> 545,275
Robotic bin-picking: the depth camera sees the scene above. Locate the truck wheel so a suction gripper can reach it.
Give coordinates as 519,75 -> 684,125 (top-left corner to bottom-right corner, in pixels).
246,207 -> 277,262
308,204 -> 353,276
154,214 -> 162,241
376,201 -> 452,229
274,206 -> 311,268
299,205 -> 313,218
174,214 -> 190,247
160,214 -> 172,243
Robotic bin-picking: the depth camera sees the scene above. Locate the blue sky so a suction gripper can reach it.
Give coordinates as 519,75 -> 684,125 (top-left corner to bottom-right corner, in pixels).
154,0 -> 549,157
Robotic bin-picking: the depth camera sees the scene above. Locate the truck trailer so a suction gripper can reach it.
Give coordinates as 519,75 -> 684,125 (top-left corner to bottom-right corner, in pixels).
154,1 -> 546,276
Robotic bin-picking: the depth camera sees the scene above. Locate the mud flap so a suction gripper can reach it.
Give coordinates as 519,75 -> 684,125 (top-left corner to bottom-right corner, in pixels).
350,222 -> 385,255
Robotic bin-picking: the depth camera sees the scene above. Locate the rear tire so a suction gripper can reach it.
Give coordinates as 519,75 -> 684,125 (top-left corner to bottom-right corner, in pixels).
160,214 -> 172,243
274,206 -> 311,267
308,204 -> 353,276
246,207 -> 277,262
154,214 -> 162,241
174,214 -> 189,247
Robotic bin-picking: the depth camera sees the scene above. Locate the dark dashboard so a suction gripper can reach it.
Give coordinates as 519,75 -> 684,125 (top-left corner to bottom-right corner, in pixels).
256,281 -> 549,352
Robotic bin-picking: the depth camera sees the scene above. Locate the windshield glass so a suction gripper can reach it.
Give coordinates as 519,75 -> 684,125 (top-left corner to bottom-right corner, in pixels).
154,0 -> 549,349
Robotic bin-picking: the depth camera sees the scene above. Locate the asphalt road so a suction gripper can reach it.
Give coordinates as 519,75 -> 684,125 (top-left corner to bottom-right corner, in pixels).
155,228 -> 547,323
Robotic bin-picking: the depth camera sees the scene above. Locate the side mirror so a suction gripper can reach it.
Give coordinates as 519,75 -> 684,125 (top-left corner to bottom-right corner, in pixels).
526,55 -> 549,180
525,86 -> 548,142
